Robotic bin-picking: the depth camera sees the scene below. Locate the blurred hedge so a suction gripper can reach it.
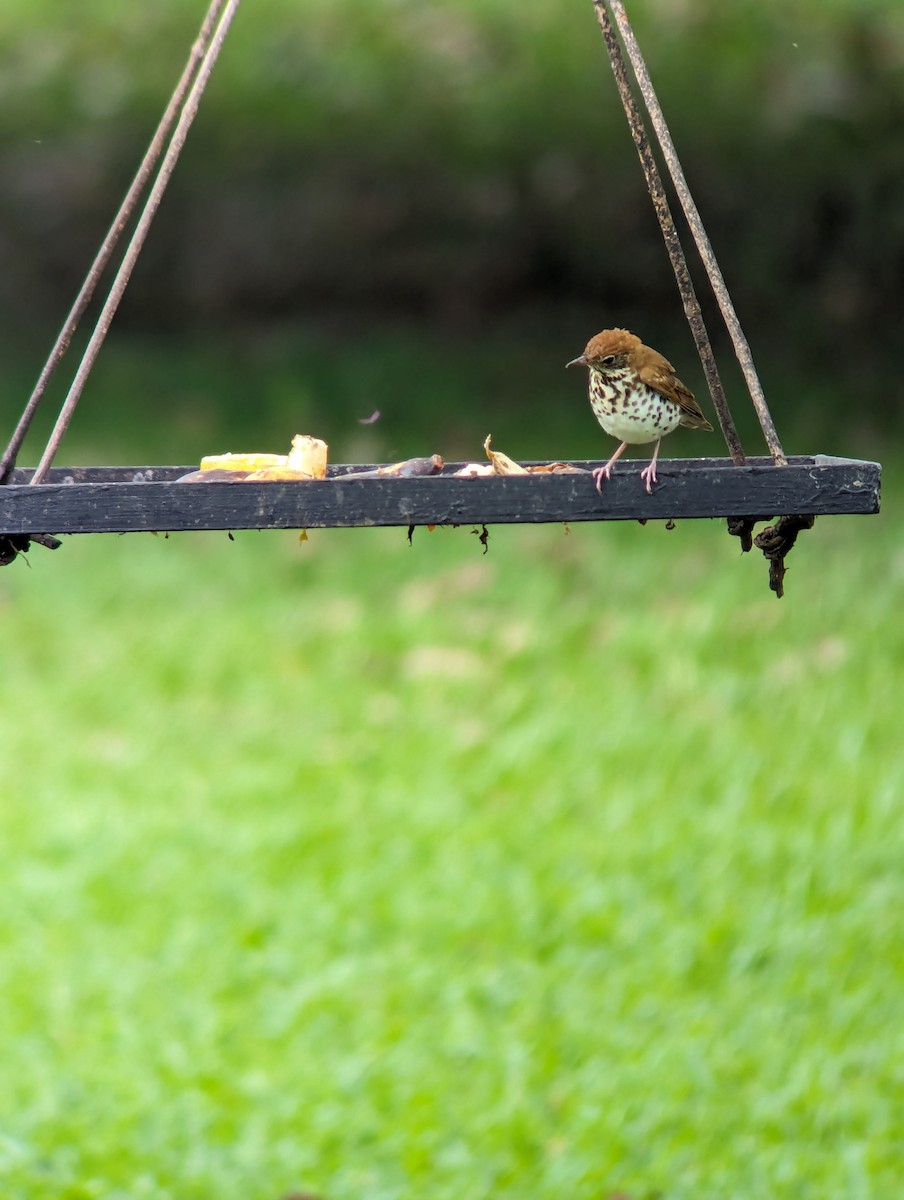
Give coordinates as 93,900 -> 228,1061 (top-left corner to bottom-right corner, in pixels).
1,0 -> 903,370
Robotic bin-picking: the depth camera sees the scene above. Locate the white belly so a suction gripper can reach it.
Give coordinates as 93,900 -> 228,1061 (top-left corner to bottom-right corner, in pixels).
597,406 -> 681,444
591,381 -> 682,445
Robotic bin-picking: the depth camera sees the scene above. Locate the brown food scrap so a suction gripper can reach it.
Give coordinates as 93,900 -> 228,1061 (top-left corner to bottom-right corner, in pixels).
395,454 -> 444,477
176,468 -> 251,483
754,513 -> 816,599
727,514 -> 773,554
342,455 -> 444,480
525,461 -> 587,474
0,533 -> 61,566
244,467 -> 315,482
483,434 -> 528,475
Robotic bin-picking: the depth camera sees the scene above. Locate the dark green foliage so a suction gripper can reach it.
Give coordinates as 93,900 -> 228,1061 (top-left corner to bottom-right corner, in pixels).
1,0 -> 901,446
1,2 -> 902,333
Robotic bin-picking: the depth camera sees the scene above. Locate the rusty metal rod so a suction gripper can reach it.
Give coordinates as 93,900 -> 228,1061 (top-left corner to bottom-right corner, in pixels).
592,0 -> 746,465
29,0 -> 242,486
0,0 -> 229,484
604,0 -> 787,465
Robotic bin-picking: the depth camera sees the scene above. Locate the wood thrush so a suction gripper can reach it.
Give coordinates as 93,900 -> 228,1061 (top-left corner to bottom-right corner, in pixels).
567,328 -> 712,493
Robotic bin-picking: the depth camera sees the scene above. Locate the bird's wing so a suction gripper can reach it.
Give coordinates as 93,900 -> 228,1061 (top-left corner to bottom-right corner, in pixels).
637,354 -> 713,431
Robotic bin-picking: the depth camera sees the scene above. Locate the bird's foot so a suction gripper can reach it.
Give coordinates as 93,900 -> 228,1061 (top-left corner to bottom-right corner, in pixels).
640,461 -> 658,494
592,464 -> 612,493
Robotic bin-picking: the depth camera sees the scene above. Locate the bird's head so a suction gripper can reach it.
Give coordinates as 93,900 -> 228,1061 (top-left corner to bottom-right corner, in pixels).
566,328 -> 640,375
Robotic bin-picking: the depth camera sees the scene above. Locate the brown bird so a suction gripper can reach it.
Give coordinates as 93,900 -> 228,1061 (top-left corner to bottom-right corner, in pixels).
567,328 -> 712,493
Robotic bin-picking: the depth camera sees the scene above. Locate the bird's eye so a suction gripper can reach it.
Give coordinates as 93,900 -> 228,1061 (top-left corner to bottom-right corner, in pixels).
600,355 -> 616,366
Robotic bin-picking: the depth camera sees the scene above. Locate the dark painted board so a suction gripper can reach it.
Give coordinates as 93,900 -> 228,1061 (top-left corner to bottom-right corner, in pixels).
0,456 -> 881,535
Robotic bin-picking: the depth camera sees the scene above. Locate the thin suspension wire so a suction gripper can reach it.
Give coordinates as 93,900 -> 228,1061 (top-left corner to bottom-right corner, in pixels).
0,0 -> 229,485
603,0 -> 787,466
592,1 -> 745,466
28,0 -> 242,487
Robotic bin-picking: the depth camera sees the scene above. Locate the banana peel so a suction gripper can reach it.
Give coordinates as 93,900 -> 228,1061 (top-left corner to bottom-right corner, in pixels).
181,440 -> 445,484
286,435 -> 328,479
199,452 -> 286,473
187,435 -> 329,482
181,431 -> 585,486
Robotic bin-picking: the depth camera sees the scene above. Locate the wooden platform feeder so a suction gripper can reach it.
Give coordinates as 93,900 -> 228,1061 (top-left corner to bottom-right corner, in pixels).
0,456 -> 880,535
0,0 -> 882,598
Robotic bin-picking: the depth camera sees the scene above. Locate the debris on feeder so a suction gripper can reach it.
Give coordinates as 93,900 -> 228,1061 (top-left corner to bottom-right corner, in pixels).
483,435 -> 528,475
526,461 -> 587,475
454,462 -> 495,477
341,454 -> 444,479
199,451 -> 286,474
454,435 -> 587,478
178,434 -> 329,483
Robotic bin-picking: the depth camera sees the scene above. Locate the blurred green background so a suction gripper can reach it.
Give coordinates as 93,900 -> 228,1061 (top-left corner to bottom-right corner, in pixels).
1,4 -> 901,1199
1,0 -> 902,464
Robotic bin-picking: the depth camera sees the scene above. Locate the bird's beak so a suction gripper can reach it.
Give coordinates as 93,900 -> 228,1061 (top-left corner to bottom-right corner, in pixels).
565,355 -> 588,369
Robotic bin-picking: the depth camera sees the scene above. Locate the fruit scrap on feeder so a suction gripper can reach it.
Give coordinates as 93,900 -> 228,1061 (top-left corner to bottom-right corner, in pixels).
454,434 -> 522,476
340,455 -> 444,479
528,461 -> 587,474
200,452 -> 286,474
483,434 -> 528,475
178,435 -> 328,482
454,435 -> 587,477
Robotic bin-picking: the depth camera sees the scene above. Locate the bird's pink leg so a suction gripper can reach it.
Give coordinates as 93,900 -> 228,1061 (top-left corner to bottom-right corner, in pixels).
639,440 -> 662,494
592,441 -> 629,492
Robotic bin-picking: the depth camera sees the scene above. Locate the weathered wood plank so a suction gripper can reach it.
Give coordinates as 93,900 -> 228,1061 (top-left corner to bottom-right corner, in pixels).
0,456 -> 881,535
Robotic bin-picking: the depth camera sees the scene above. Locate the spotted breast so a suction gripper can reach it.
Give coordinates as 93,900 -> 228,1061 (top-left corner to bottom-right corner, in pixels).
588,367 -> 684,446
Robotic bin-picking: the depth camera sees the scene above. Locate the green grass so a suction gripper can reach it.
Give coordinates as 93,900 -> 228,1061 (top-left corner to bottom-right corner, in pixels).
0,482 -> 901,1198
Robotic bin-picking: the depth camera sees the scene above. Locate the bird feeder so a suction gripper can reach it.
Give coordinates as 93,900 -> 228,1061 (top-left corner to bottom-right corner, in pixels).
0,0 -> 881,597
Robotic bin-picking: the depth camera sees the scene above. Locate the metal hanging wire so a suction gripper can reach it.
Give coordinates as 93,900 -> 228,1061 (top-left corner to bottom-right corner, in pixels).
592,2 -> 745,466
2,0 -> 791,483
3,0 -> 242,488
0,0 -> 231,484
593,0 -> 787,467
